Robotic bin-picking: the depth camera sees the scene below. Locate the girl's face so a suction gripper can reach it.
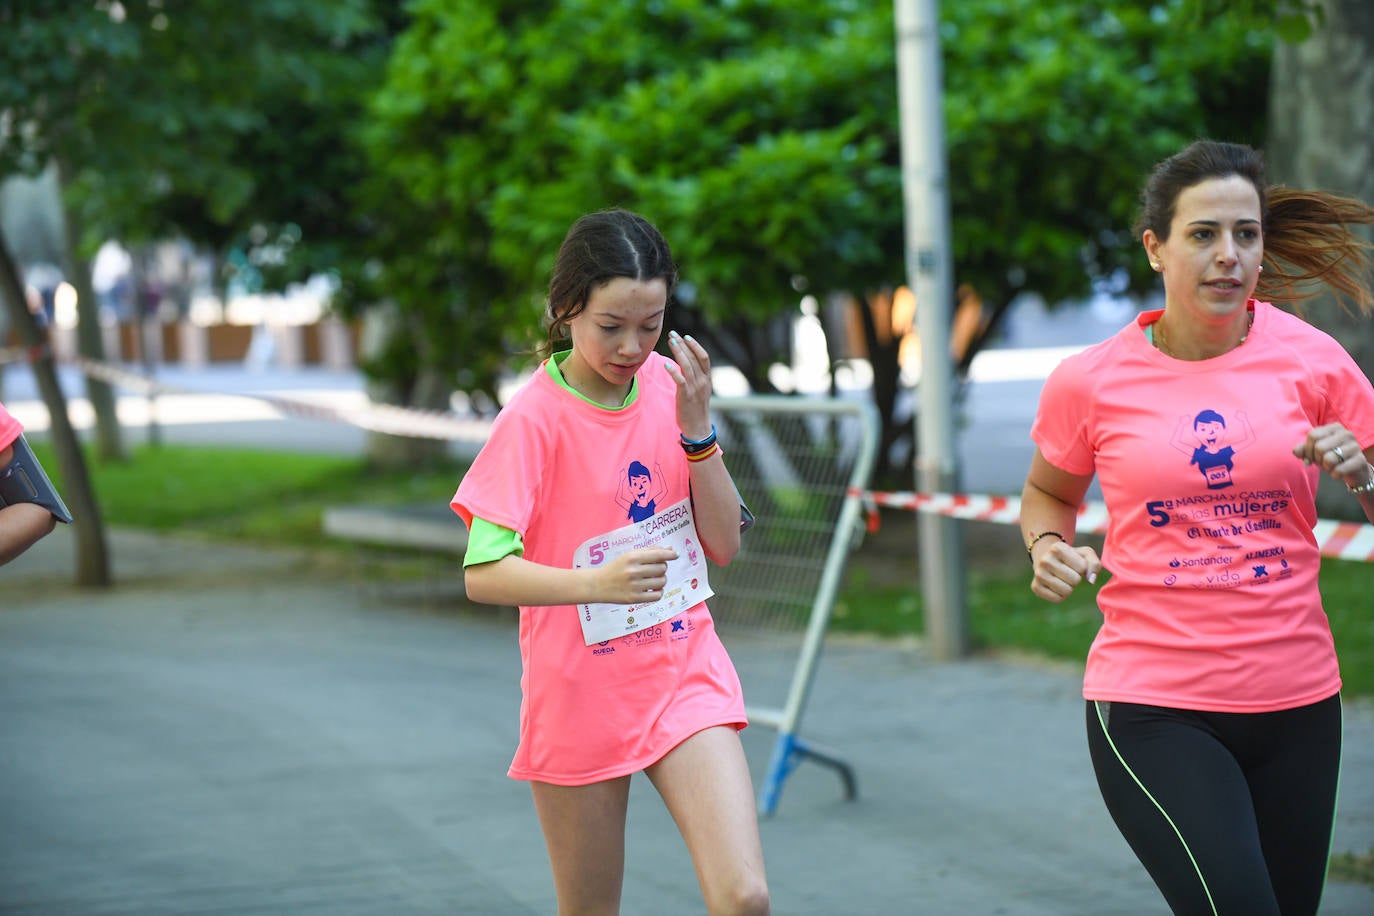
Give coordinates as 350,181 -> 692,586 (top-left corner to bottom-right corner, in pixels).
629,473 -> 651,504
561,277 -> 667,404
1144,175 -> 1262,326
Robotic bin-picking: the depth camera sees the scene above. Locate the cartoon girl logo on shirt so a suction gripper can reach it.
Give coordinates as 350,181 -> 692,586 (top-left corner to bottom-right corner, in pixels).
616,460 -> 667,521
1169,409 -> 1255,490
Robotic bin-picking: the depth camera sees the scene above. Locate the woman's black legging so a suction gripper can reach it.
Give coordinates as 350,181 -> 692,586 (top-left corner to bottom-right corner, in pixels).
1085,694 -> 1342,916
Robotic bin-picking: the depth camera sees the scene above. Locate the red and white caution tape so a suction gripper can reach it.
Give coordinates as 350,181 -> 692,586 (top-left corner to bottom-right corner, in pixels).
853,488 -> 1374,563
855,489 -> 1109,534
1311,518 -> 1374,562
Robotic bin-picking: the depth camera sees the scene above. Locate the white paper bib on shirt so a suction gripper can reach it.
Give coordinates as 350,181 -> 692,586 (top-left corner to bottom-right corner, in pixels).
572,497 -> 714,645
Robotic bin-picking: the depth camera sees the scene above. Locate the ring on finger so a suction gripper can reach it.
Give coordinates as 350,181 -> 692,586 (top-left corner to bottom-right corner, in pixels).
1333,445 -> 1346,463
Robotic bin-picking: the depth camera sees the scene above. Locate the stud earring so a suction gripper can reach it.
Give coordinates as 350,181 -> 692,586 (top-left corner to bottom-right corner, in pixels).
1150,262 -> 1161,270
1257,264 -> 1264,273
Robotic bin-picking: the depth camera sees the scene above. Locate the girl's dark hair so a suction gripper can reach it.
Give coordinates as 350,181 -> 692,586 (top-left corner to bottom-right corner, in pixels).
1134,139 -> 1374,313
541,209 -> 678,356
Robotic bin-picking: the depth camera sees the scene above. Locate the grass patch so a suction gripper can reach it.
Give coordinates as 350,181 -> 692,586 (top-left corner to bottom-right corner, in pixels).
832,565 -> 1103,662
32,441 -> 465,548
1319,558 -> 1374,698
1329,849 -> 1374,886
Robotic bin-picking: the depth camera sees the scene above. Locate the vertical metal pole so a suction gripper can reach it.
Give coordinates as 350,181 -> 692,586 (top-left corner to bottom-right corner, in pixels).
137,250 -> 161,447
894,0 -> 968,659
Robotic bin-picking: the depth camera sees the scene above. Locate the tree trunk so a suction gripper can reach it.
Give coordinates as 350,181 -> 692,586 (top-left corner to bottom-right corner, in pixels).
1266,0 -> 1374,519
0,226 -> 112,587
54,159 -> 125,461
358,303 -> 448,469
849,288 -> 914,488
362,371 -> 451,468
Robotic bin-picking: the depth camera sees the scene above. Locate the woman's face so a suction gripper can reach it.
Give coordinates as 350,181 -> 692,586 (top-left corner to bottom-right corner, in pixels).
561,277 -> 667,404
1144,175 -> 1263,324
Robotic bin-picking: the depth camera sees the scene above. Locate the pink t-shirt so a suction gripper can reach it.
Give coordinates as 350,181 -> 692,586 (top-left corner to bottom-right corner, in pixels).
1033,301 -> 1374,713
0,401 -> 22,451
451,352 -> 746,785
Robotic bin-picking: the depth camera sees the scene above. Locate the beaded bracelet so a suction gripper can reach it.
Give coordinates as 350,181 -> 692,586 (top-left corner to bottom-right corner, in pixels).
1025,531 -> 1064,563
1350,463 -> 1374,495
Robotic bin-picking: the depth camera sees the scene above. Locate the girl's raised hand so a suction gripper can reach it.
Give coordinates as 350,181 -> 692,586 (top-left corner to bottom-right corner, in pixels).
664,330 -> 713,441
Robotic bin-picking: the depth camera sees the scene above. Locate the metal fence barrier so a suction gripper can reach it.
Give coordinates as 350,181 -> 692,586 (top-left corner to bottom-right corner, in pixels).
708,395 -> 879,816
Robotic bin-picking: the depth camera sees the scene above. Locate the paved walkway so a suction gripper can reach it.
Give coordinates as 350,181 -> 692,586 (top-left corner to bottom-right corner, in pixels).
3,526 -> 1372,915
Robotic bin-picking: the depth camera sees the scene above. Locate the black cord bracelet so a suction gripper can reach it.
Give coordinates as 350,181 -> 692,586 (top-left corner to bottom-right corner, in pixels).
1026,531 -> 1065,562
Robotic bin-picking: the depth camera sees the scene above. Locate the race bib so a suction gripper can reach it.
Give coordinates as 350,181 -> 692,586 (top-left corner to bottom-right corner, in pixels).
572,497 -> 713,645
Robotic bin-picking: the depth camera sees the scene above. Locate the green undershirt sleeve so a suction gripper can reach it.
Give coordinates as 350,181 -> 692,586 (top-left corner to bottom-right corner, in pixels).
463,516 -> 525,568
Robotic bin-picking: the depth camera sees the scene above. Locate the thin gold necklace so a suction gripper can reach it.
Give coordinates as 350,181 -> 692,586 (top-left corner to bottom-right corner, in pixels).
1155,312 -> 1252,359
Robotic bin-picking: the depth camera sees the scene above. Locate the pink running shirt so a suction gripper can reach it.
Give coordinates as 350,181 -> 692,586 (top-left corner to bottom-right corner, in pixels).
0,402 -> 21,451
1033,301 -> 1374,712
451,352 -> 746,785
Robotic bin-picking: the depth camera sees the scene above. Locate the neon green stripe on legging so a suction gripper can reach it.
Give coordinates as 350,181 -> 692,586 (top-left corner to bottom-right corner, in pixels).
1092,700 -> 1218,916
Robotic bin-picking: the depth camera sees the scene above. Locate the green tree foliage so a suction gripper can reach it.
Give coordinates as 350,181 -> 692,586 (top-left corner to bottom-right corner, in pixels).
360,0 -> 1272,481
357,0 -> 901,399
942,1 -> 1271,316
2,0 -> 397,305
70,3 -> 381,273
1183,0 -> 1325,42
363,0 -> 1275,326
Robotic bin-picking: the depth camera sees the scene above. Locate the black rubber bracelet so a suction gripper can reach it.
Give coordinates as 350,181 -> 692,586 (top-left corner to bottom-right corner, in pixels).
680,424 -> 717,454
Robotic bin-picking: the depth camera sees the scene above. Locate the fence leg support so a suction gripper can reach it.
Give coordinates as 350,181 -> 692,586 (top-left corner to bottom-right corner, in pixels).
758,731 -> 858,817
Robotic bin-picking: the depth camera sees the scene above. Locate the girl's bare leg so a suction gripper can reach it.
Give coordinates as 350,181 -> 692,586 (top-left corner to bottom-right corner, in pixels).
646,727 -> 770,915
529,776 -> 633,916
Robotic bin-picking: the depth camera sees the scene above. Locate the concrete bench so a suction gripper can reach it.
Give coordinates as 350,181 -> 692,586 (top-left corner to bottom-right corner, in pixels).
321,503 -> 468,555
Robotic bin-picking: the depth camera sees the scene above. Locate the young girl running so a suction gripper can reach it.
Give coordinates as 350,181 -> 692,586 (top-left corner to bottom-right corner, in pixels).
451,209 -> 769,916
